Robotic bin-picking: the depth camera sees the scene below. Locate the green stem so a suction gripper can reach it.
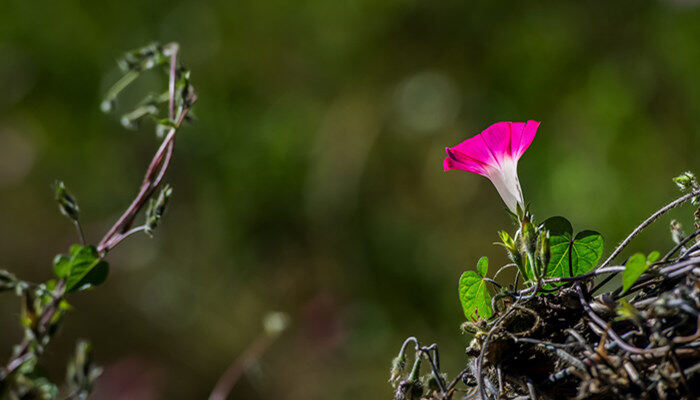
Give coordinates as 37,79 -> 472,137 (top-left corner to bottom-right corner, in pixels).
101,70 -> 139,110
408,352 -> 422,382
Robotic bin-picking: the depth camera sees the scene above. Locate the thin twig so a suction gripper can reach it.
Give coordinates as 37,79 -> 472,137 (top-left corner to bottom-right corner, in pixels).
419,346 -> 447,394
662,228 -> 700,262
97,107 -> 192,254
1,280 -> 66,378
73,220 -> 86,245
97,44 -> 195,254
577,283 -> 672,356
599,190 -> 700,269
208,335 -> 275,400
477,305 -> 519,400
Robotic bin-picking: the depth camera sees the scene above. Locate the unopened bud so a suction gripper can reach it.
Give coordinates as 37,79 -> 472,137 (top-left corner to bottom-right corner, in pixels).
519,218 -> 537,256
674,171 -> 699,206
0,270 -> 17,292
423,372 -> 446,392
496,231 -> 522,266
67,340 -> 102,395
54,181 -> 79,221
673,171 -> 697,191
670,220 -> 685,245
145,185 -> 172,236
395,379 -> 423,400
117,43 -> 167,73
389,354 -> 407,386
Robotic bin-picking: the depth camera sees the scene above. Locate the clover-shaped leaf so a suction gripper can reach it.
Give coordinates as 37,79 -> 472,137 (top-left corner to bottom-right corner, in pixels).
542,217 -> 603,282
459,258 -> 492,321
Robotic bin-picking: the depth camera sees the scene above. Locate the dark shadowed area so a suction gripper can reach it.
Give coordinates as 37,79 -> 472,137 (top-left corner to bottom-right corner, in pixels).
0,0 -> 698,398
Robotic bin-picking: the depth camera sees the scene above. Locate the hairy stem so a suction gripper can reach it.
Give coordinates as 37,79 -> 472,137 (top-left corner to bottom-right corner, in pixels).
599,190 -> 700,269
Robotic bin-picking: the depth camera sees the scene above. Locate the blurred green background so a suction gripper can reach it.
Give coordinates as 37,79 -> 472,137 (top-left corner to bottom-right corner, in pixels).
0,0 -> 699,398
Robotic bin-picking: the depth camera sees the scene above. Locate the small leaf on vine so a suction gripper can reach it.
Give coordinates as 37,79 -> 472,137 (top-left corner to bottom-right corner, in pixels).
459,267 -> 492,321
54,245 -> 109,292
622,251 -> 658,293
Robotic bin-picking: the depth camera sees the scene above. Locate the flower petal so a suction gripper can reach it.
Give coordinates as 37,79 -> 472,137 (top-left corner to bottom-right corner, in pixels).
443,148 -> 489,175
485,157 -> 524,213
480,121 -> 514,163
508,120 -> 539,160
444,132 -> 501,173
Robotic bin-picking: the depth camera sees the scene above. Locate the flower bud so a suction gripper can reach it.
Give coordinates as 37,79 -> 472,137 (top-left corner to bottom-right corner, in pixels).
423,372 -> 447,393
117,43 -> 168,73
389,343 -> 410,387
389,355 -> 406,386
0,270 -> 17,292
145,185 -> 173,236
536,230 -> 551,277
673,171 -> 697,191
519,217 -> 537,256
394,380 -> 423,400
67,340 -> 102,396
674,171 -> 699,206
496,230 -> 521,265
670,220 -> 685,246
54,181 -> 79,222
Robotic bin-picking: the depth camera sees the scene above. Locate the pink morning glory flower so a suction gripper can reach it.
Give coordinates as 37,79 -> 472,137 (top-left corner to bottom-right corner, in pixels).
443,120 -> 540,213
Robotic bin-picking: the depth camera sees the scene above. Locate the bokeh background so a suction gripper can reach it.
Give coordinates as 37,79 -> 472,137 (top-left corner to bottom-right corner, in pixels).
1,0 -> 699,398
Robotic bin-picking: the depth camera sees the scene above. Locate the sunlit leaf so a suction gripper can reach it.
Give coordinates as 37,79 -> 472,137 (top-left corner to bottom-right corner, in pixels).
622,253 -> 648,293
646,251 -> 660,264
542,216 -> 604,282
616,299 -> 641,322
458,270 -> 492,321
476,256 -> 489,277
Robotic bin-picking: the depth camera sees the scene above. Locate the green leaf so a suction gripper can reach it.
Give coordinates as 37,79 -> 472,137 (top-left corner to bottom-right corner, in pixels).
65,246 -> 103,292
622,253 -> 649,293
54,245 -> 109,292
542,217 -> 573,280
59,299 -> 74,311
542,217 -> 604,282
476,256 -> 489,277
647,251 -> 660,264
69,244 -> 83,257
616,299 -> 641,322
71,261 -> 109,292
458,271 -> 492,321
53,254 -> 71,278
572,230 -> 604,274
